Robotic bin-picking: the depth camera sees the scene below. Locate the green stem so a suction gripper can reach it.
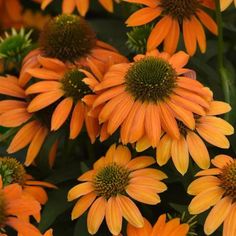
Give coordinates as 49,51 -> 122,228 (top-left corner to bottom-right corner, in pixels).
215,0 -> 230,107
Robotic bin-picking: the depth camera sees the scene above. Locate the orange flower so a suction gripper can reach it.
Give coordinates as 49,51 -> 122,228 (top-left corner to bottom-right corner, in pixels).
19,14 -> 127,87
0,75 -> 58,167
92,50 -> 212,147
25,58 -> 100,142
35,0 -> 116,16
0,0 -> 23,29
0,157 -> 56,205
188,155 -> 236,235
22,10 -> 51,31
0,177 -> 42,236
68,144 -> 167,235
125,0 -> 217,55
136,100 -> 233,175
220,0 -> 236,11
127,214 -> 189,236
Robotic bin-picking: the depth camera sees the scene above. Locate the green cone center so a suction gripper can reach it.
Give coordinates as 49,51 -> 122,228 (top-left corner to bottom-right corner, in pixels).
0,157 -> 26,186
93,163 -> 130,199
219,161 -> 236,201
61,69 -> 92,101
125,57 -> 176,103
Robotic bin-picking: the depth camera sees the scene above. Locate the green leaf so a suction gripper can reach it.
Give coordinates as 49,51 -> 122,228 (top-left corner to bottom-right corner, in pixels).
39,188 -> 73,232
73,212 -> 90,236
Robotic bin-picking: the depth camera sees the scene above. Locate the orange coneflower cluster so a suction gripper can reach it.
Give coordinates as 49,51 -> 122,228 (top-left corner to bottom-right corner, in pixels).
125,0 -> 218,55
68,144 -> 167,235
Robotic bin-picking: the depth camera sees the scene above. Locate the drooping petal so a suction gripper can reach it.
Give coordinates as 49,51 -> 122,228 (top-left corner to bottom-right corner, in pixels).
105,197 -> 122,235
188,187 -> 224,214
204,197 -> 232,235
87,197 -> 106,235
116,195 -> 144,228
71,192 -> 97,220
186,131 -> 210,169
171,136 -> 189,175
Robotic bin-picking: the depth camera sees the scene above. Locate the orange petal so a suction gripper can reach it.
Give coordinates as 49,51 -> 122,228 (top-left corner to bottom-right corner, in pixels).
196,124 -> 230,149
167,100 -> 195,130
7,121 -> 39,153
113,145 -> 131,165
51,97 -> 73,131
188,187 -> 225,214
75,0 -> 89,16
156,134 -> 172,166
147,16 -> 172,51
87,197 -> 106,234
37,55 -> 66,71
27,90 -> 64,112
192,16 -> 206,53
105,197 -> 122,235
130,168 -> 167,180
127,218 -> 152,236
207,101 -> 231,115
197,9 -> 218,35
126,184 -> 161,205
116,195 -> 144,228
72,192 -> 97,220
204,197 -> 232,235
171,136 -> 189,175
26,81 -> 61,95
27,68 -> 62,80
126,156 -> 155,171
158,103 -> 180,139
223,203 -> 236,236
0,108 -> 32,127
145,103 -> 161,147
183,18 -> 197,56
6,217 -> 42,236
211,154 -> 234,168
126,7 -> 161,26
107,95 -> 134,134
70,102 -> 85,139
25,126 -> 48,166
186,131 -> 210,169
99,0 -> 114,12
199,116 -> 234,135
68,182 -> 94,201
195,168 -> 222,176
187,176 -> 221,195
163,19 -> 180,54
0,100 -> 26,114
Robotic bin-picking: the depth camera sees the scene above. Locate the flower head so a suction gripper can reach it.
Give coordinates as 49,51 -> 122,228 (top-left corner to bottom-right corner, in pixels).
92,50 -> 212,147
0,157 -> 56,205
0,75 -> 58,167
125,0 -> 217,55
127,214 -> 189,236
188,155 -> 236,235
68,144 -> 167,235
25,58 -> 100,142
0,177 -> 42,235
19,14 -> 127,88
136,100 -> 234,175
